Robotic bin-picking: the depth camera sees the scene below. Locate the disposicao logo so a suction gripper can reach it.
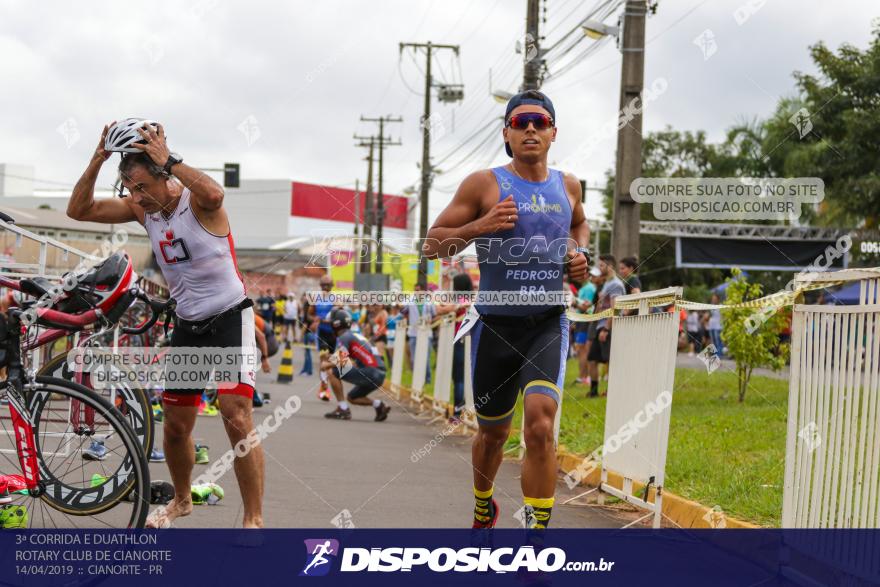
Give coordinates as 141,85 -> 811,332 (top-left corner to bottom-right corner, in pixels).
301,539 -> 340,577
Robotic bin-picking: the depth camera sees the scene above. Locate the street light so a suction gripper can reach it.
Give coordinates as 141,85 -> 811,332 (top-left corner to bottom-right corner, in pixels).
491,90 -> 514,104
581,19 -> 619,40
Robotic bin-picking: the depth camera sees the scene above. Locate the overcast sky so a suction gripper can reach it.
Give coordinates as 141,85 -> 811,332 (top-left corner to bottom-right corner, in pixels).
0,0 -> 877,223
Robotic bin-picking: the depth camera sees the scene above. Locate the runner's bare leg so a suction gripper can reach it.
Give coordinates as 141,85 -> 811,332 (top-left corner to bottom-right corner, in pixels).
521,394 -> 558,497
147,404 -> 197,528
472,421 -> 511,492
219,394 -> 265,528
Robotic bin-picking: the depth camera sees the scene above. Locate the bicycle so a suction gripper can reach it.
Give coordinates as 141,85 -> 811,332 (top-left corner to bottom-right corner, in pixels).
0,252 -> 170,528
34,294 -> 174,457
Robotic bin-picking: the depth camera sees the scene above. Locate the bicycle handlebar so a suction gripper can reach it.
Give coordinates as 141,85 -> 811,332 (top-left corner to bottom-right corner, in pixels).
120,290 -> 175,335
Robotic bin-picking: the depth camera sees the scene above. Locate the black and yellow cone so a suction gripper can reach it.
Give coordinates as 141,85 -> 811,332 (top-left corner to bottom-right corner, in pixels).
276,341 -> 294,383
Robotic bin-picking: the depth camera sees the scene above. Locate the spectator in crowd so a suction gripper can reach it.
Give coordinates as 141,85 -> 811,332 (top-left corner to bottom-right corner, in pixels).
371,304 -> 389,367
436,273 -> 473,423
273,292 -> 285,330
299,292 -> 310,339
385,305 -> 402,368
686,310 -> 704,356
283,292 -> 299,343
708,293 -> 724,358
587,255 -> 626,398
618,257 -> 642,295
572,269 -> 597,385
677,306 -> 689,351
256,290 -> 274,323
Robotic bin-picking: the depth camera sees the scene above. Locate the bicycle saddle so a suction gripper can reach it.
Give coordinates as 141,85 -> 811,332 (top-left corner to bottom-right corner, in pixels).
18,276 -> 54,298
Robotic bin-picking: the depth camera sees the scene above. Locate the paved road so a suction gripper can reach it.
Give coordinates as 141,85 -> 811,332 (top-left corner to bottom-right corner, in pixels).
149,346 -> 633,529
676,352 -> 789,380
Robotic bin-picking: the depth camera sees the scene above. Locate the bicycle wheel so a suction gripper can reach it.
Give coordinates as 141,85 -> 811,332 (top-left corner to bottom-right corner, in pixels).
38,351 -> 155,456
0,376 -> 150,528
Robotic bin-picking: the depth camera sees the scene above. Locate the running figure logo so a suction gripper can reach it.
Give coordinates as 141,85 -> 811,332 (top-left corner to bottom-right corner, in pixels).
300,539 -> 339,577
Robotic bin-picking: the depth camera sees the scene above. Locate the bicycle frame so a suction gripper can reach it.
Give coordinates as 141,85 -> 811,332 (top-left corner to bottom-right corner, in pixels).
1,276 -> 116,491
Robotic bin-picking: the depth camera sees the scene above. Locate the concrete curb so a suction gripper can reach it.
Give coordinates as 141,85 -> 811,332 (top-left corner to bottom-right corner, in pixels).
556,449 -> 760,529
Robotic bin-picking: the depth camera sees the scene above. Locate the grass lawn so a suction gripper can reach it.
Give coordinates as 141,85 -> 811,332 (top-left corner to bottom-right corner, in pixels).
398,352 -> 789,527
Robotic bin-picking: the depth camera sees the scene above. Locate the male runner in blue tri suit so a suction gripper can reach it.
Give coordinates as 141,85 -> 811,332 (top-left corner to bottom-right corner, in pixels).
424,90 -> 590,530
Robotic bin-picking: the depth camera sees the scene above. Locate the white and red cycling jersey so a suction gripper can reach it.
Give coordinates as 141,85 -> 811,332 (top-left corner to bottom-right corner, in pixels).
143,189 -> 246,321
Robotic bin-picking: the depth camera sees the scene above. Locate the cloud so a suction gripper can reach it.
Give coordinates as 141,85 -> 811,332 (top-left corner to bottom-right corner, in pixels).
0,0 -> 877,224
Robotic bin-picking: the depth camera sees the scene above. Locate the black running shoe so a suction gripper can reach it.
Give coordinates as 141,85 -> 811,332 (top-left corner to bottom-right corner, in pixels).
374,402 -> 391,422
325,407 -> 352,420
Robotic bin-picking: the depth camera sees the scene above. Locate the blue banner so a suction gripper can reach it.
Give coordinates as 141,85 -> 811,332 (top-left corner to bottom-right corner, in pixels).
1,529 -> 878,586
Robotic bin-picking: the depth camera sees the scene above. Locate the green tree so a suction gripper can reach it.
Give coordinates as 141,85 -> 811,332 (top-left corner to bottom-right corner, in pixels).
721,268 -> 789,402
760,23 -> 880,227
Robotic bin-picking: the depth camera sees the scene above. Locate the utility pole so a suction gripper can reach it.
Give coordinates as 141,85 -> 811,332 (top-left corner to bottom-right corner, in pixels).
523,0 -> 543,90
611,0 -> 647,263
354,135 -> 376,273
399,41 -> 460,288
353,178 -> 360,238
360,115 -> 402,274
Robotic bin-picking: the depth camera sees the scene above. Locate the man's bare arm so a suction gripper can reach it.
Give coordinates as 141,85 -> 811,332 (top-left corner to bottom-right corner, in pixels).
564,173 -> 590,282
135,123 -> 224,212
423,171 -> 515,259
67,125 -> 139,224
564,173 -> 590,248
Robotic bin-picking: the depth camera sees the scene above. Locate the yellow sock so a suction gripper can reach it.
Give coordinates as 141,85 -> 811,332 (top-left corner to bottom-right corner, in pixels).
473,486 -> 496,526
523,496 -> 555,529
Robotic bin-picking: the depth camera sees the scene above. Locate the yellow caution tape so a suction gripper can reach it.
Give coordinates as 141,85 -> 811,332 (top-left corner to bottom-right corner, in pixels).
566,277 -> 848,323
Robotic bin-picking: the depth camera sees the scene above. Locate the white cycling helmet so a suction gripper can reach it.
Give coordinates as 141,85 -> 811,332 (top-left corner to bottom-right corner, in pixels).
105,118 -> 159,153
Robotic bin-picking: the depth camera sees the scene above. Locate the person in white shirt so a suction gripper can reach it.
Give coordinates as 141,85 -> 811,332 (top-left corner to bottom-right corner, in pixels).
283,293 -> 300,343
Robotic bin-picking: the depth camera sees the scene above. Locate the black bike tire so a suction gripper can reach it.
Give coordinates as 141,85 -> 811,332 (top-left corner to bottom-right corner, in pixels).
0,376 -> 150,527
37,351 -> 155,455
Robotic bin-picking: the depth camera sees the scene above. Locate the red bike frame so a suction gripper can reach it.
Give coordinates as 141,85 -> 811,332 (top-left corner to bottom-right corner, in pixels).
1,275 -> 116,490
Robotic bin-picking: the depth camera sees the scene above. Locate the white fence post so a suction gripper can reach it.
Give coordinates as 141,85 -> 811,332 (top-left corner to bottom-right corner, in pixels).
431,314 -> 455,421
390,319 -> 407,400
411,319 -> 431,407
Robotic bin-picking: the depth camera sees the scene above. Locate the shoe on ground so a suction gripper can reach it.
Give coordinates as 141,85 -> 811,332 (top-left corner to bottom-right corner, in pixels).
191,482 -> 225,505
150,449 -> 166,463
472,498 -> 499,529
195,444 -> 210,465
90,474 -> 108,488
150,481 -> 175,505
82,439 -> 107,461
0,505 -> 28,529
252,391 -> 264,408
199,405 -> 219,417
325,407 -> 352,420
374,402 -> 391,422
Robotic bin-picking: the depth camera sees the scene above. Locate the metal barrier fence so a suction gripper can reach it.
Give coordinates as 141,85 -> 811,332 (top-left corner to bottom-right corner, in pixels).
0,216 -> 99,279
1,217 -> 169,372
782,269 -> 880,582
592,287 -> 681,528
